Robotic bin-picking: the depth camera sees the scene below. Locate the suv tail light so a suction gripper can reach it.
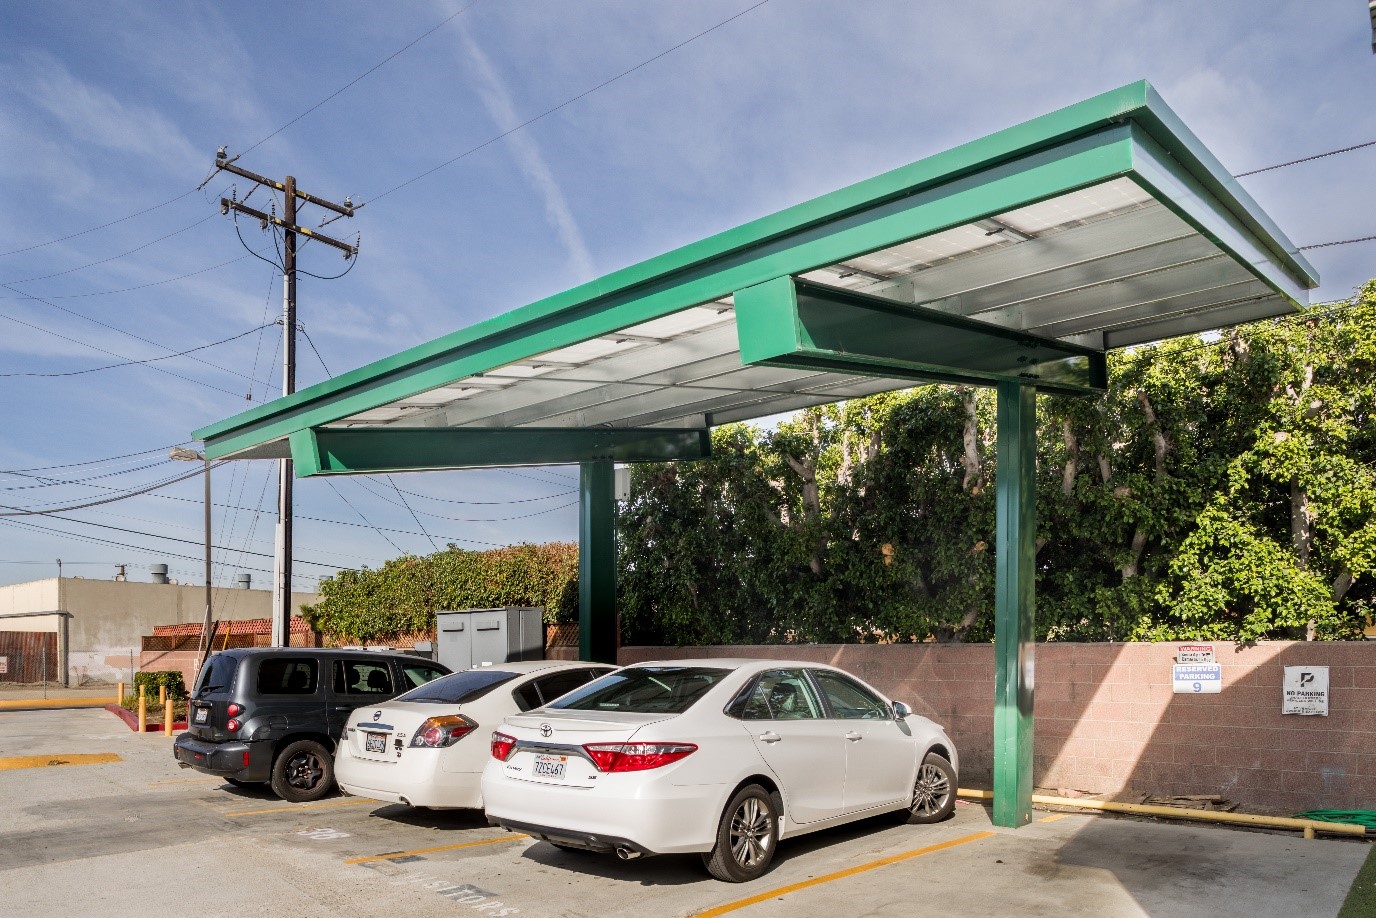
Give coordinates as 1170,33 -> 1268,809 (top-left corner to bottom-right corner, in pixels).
583,743 -> 698,773
410,715 -> 477,748
226,718 -> 242,733
490,732 -> 517,761
226,703 -> 244,717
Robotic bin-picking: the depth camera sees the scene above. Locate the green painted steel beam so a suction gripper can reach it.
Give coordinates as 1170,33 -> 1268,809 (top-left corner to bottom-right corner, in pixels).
737,276 -> 1107,395
200,129 -> 1136,459
579,460 -> 617,664
286,426 -> 711,476
993,380 -> 1037,829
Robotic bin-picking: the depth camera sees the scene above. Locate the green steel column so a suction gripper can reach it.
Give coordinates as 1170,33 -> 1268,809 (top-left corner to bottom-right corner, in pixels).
993,380 -> 1037,829
578,460 -> 618,664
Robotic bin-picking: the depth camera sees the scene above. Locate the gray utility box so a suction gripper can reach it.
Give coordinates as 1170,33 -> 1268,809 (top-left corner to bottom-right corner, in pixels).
436,607 -> 544,671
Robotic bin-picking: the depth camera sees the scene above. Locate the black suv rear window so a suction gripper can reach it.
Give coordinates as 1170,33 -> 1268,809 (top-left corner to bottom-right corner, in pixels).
194,653 -> 239,696
395,669 -> 519,704
548,666 -> 728,714
257,658 -> 319,695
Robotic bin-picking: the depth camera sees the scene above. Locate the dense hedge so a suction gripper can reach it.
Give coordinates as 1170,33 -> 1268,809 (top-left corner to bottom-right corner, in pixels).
303,543 -> 578,643
134,670 -> 186,698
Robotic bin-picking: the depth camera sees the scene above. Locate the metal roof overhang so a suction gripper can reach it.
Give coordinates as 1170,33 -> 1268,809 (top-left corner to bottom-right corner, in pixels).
193,81 -> 1317,474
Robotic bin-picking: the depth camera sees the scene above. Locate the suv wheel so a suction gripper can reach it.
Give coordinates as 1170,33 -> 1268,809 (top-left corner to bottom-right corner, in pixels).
271,739 -> 334,802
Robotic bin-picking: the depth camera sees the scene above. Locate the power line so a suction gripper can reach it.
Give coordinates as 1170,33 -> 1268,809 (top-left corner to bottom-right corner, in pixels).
0,255 -> 248,300
0,466 -> 209,516
1,460 -> 173,491
327,479 -> 407,555
0,190 -> 199,259
0,443 -> 188,475
1298,234 -> 1376,251
0,324 -> 270,379
1235,139 -> 1376,177
1,213 -> 216,285
239,1 -> 483,157
361,0 -> 775,207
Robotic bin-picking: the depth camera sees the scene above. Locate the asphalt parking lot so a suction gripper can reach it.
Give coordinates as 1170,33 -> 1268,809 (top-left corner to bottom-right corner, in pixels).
0,706 -> 1370,918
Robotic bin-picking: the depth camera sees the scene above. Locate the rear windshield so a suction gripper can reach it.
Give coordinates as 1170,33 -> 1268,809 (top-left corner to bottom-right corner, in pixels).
395,669 -> 519,704
547,666 -> 728,714
193,653 -> 239,697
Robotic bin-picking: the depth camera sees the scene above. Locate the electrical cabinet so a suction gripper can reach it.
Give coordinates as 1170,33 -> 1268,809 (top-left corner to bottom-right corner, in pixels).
435,607 -> 543,671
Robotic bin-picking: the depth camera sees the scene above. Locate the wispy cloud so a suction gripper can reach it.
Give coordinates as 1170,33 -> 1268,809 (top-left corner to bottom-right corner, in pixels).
455,27 -> 596,282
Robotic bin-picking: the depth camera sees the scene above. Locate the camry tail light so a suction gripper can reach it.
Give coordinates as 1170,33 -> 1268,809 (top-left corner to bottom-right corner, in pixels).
490,732 -> 517,761
583,743 -> 698,773
410,715 -> 477,748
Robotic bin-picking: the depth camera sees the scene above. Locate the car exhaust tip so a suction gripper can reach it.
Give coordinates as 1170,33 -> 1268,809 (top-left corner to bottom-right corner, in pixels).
614,846 -> 641,861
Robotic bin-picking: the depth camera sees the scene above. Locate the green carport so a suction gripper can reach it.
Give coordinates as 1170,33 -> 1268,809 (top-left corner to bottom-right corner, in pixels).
193,81 -> 1317,830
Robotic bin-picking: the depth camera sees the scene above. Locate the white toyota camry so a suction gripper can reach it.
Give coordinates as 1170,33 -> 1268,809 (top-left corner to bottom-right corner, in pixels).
335,660 -> 615,809
480,658 -> 958,882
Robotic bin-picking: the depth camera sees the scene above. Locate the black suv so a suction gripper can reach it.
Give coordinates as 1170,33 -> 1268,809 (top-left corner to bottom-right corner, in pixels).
173,647 -> 450,801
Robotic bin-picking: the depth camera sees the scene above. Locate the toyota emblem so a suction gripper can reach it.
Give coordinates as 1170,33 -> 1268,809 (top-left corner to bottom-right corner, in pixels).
372,710 -> 382,722
539,723 -> 553,738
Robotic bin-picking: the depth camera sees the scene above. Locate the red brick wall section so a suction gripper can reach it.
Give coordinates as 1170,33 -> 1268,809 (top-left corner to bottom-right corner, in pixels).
618,641 -> 1376,815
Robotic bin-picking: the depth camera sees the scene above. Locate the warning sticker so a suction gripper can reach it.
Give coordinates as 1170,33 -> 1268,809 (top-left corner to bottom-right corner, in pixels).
1282,666 -> 1329,716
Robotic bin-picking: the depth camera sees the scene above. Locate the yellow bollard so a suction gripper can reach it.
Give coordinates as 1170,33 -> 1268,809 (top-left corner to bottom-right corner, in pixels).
116,681 -> 125,703
159,684 -> 167,706
164,697 -> 174,736
138,688 -> 147,732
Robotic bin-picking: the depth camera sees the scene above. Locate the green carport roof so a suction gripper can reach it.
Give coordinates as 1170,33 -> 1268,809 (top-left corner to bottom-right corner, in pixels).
194,80 -> 1316,473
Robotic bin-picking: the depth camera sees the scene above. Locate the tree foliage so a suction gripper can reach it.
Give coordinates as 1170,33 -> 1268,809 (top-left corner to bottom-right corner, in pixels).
304,543 -> 578,643
620,283 -> 1376,645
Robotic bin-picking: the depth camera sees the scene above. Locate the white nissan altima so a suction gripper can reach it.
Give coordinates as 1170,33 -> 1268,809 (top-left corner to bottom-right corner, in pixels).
480,658 -> 958,882
335,660 -> 616,809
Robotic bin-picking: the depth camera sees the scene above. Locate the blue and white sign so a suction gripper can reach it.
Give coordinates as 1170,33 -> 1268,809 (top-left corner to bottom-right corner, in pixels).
1172,663 -> 1222,694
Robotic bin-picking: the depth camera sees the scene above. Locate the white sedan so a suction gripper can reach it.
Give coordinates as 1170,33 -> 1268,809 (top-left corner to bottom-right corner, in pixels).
480,658 -> 958,882
335,660 -> 615,809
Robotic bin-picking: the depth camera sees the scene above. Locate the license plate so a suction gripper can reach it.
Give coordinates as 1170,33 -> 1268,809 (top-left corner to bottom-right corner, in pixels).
533,754 -> 567,780
364,732 -> 387,754
193,707 -> 209,724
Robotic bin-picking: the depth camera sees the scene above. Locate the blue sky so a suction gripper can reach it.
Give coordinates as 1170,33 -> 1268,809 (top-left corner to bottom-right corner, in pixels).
1,0 -> 1372,591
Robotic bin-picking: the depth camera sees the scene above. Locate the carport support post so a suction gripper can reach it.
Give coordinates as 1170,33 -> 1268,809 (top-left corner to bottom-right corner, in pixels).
578,460 -> 617,664
993,380 -> 1036,829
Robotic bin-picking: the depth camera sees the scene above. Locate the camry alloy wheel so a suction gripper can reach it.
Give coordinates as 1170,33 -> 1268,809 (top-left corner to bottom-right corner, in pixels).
912,761 -> 952,817
729,796 -> 773,868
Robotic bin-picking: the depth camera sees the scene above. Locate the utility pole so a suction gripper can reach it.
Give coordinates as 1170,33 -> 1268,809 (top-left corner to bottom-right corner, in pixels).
211,150 -> 358,647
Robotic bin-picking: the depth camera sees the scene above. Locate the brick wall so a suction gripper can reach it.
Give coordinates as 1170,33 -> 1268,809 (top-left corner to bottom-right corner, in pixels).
618,641 -> 1376,814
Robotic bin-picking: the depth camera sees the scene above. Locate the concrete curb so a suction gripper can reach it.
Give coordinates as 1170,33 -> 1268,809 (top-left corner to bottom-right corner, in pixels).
0,697 -> 115,711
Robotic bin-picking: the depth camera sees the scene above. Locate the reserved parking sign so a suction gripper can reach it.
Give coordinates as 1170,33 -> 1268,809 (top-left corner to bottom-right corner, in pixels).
1172,663 -> 1222,694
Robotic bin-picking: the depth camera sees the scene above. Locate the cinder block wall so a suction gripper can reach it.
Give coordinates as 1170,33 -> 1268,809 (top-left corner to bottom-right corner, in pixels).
618,641 -> 1376,814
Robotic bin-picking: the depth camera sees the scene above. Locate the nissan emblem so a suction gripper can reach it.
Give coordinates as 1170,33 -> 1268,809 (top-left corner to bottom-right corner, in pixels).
372,710 -> 382,721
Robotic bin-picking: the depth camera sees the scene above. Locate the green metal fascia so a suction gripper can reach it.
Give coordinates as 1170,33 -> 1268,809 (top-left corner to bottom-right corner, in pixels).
1130,84 -> 1318,290
202,130 -> 1136,458
737,277 -> 1108,395
195,82 -> 1155,448
1126,125 -> 1310,310
289,426 -> 712,476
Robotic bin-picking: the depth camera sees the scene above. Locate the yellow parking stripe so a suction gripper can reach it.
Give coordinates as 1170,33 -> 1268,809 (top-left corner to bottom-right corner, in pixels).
343,834 -> 528,865
690,830 -> 995,918
1037,813 -> 1068,823
0,698 -> 116,711
0,753 -> 122,770
224,799 -> 371,818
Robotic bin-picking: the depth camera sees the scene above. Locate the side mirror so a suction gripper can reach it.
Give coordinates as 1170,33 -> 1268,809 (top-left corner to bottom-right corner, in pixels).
892,701 -> 912,720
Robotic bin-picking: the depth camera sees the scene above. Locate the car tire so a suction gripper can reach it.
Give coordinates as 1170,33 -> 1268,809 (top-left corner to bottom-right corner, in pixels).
702,784 -> 779,883
899,752 -> 956,824
270,739 -> 334,803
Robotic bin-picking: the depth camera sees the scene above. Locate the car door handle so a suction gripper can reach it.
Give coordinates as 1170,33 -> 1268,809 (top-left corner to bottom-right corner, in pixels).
758,731 -> 782,744
845,731 -> 863,742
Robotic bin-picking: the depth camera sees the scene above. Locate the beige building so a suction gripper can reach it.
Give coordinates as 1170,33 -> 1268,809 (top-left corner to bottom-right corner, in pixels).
0,577 -> 318,686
